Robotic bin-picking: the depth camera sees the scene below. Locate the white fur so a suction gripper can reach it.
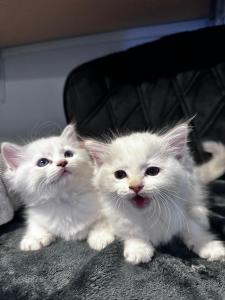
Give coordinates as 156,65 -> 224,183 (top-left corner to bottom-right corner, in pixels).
86,123 -> 225,264
87,219 -> 115,251
1,125 -> 100,251
124,238 -> 154,264
195,141 -> 225,184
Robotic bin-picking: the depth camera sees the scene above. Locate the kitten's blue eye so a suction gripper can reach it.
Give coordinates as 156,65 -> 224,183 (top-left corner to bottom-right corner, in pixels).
37,158 -> 49,167
64,150 -> 74,158
114,170 -> 127,179
145,167 -> 160,176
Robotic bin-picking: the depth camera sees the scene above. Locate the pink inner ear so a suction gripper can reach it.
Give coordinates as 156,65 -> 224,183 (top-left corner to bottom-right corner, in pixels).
168,136 -> 186,160
1,143 -> 23,169
163,123 -> 189,159
61,124 -> 77,142
85,140 -> 108,166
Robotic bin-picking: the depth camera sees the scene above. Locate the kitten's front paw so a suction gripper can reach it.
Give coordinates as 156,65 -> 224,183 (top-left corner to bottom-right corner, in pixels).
88,230 -> 115,251
75,229 -> 89,241
124,239 -> 154,264
20,234 -> 55,251
199,241 -> 225,261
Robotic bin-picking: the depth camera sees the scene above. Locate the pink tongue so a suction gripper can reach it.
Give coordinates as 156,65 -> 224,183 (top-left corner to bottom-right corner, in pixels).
131,195 -> 150,208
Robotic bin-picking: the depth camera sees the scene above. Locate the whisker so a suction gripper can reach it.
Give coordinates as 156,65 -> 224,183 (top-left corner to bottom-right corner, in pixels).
157,190 -> 183,226
152,188 -> 189,233
148,198 -> 160,230
148,193 -> 162,230
111,194 -> 125,210
161,188 -> 188,202
166,196 -> 189,233
158,193 -> 172,236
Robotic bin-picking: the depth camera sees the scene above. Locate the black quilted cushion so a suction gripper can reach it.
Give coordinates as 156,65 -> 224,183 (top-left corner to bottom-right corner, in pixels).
64,25 -> 225,164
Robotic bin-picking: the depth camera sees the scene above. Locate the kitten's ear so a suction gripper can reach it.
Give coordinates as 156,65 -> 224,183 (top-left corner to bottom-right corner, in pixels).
84,140 -> 108,166
61,124 -> 78,142
1,142 -> 23,169
163,123 -> 190,160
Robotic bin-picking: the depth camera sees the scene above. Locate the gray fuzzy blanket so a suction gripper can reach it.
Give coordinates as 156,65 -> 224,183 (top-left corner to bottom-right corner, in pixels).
1,181 -> 225,300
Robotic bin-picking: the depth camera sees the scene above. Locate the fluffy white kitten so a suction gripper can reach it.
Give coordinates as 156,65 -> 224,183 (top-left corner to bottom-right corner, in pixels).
85,123 -> 225,264
1,125 -> 100,251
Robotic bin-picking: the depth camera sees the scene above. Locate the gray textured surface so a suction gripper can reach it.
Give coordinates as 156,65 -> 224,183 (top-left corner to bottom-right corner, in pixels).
1,184 -> 225,300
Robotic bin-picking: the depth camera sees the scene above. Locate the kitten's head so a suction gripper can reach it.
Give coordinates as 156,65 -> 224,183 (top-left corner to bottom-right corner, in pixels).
1,125 -> 92,202
85,123 -> 191,211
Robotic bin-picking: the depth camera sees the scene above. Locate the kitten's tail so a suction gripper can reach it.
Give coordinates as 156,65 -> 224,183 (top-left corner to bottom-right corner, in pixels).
195,141 -> 225,184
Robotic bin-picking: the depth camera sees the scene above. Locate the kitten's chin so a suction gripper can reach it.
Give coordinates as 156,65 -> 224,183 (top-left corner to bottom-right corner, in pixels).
61,170 -> 71,177
59,170 -> 73,181
51,169 -> 72,184
130,195 -> 151,209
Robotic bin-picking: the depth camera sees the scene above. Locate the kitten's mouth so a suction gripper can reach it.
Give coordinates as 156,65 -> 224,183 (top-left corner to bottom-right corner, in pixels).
49,169 -> 72,184
62,169 -> 70,175
130,195 -> 151,209
56,169 -> 71,182
61,169 -> 71,177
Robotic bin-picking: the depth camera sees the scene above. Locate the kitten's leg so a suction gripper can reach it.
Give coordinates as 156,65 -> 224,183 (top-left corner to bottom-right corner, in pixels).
87,219 -> 115,251
124,238 -> 154,264
20,220 -> 55,251
181,220 -> 225,261
75,228 -> 89,241
189,205 -> 209,229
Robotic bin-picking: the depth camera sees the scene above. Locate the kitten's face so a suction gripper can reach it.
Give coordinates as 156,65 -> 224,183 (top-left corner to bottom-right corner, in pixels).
86,123 -> 190,211
2,125 -> 90,197
16,138 -> 82,191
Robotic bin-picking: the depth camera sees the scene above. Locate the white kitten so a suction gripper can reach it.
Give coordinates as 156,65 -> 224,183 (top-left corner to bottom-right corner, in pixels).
1,125 -> 100,251
85,123 -> 225,264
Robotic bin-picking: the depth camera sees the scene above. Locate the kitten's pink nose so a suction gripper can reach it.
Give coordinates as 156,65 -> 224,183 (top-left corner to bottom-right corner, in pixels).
129,185 -> 144,194
57,160 -> 68,168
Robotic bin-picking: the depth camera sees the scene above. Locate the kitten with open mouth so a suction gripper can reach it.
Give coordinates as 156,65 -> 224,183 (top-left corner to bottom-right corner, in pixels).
130,195 -> 151,208
85,122 -> 225,264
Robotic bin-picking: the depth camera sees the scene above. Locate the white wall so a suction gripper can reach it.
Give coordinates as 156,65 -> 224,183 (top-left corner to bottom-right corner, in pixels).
0,19 -> 208,141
